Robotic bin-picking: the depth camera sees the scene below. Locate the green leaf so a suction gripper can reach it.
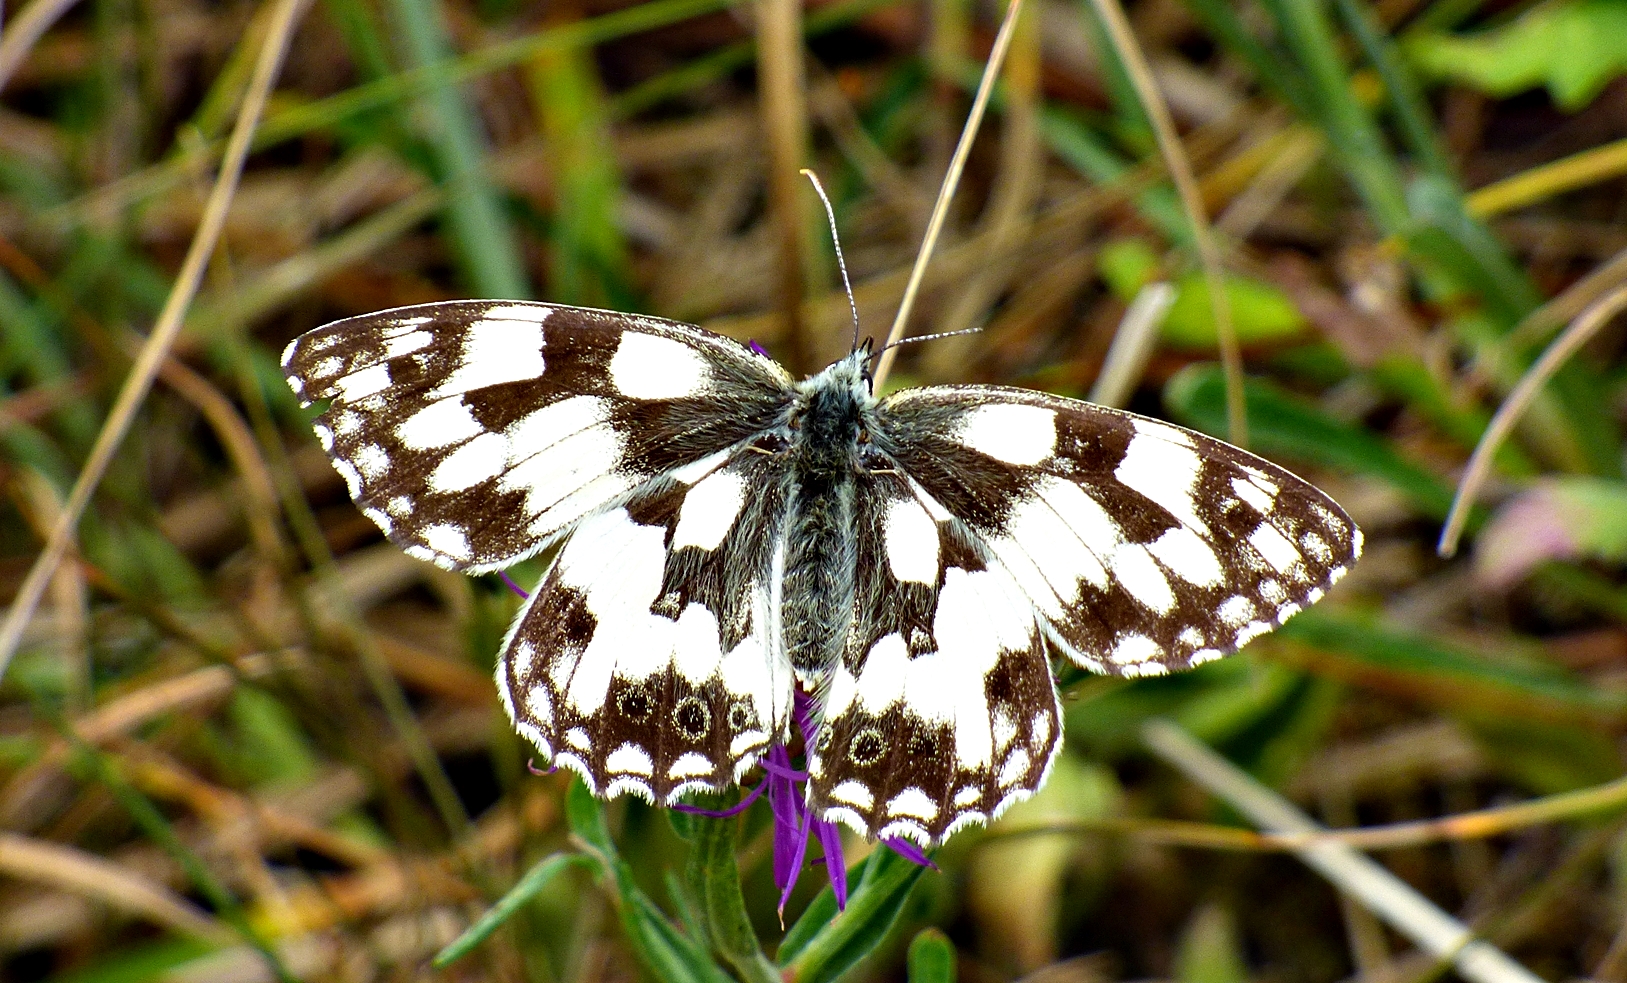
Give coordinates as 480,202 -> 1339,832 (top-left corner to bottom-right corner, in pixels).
1038,110 -> 1188,245
1098,240 -> 1308,349
566,775 -> 615,851
1406,176 -> 1542,327
1277,608 -> 1627,725
1162,364 -> 1468,522
565,781 -> 733,983
780,846 -> 929,983
385,0 -> 529,299
49,939 -> 216,983
1462,715 -> 1623,795
224,688 -> 320,787
906,928 -> 957,983
1406,0 -> 1627,111
1162,274 -> 1306,349
666,868 -> 710,946
526,39 -> 632,308
433,853 -> 591,967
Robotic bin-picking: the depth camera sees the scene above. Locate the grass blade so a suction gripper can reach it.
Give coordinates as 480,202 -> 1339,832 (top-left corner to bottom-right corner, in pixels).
384,0 -> 528,298
434,852 -> 592,967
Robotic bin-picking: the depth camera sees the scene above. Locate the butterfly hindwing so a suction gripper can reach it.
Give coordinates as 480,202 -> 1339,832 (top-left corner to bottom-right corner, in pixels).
281,301 -> 795,573
807,471 -> 1060,844
495,451 -> 798,802
876,385 -> 1362,678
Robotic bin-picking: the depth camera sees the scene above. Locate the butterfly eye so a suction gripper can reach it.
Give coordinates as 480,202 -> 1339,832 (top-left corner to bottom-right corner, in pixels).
858,444 -> 894,474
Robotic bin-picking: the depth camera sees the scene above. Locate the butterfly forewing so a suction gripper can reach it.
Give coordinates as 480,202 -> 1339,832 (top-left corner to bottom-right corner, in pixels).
495,450 -> 797,802
877,386 -> 1362,678
281,301 -> 794,573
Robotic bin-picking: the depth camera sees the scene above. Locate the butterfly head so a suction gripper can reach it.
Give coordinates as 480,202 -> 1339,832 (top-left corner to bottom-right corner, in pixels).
805,340 -> 877,399
787,343 -> 882,474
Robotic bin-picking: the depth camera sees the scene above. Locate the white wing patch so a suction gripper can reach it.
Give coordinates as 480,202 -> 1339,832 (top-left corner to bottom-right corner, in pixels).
883,496 -> 940,585
429,316 -> 546,399
498,507 -> 794,802
610,332 -> 713,399
956,403 -> 1057,466
398,398 -> 483,450
283,301 -> 797,574
672,470 -> 748,552
810,555 -> 1059,846
1113,420 -> 1208,533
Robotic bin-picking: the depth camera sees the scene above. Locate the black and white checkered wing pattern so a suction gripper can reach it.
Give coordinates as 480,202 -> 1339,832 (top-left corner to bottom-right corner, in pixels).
281,301 -> 795,573
807,471 -> 1059,845
495,450 -> 797,802
878,386 -> 1362,677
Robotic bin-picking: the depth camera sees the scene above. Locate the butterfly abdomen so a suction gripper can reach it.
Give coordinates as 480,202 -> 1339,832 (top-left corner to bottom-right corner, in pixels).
783,472 -> 858,684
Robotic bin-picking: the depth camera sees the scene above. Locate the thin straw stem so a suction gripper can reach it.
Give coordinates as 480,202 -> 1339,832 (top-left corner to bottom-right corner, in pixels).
1437,281 -> 1627,558
871,0 -> 1025,389
1143,719 -> 1545,983
1084,0 -> 1246,443
0,0 -> 310,681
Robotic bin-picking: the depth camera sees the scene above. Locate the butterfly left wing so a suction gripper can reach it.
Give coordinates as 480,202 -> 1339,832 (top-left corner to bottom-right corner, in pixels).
282,300 -> 795,573
496,449 -> 797,802
807,470 -> 1060,845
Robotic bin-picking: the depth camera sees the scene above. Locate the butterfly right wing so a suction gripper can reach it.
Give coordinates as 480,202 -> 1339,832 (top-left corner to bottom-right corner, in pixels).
496,449 -> 797,802
875,385 -> 1361,675
282,301 -> 795,573
807,384 -> 1360,846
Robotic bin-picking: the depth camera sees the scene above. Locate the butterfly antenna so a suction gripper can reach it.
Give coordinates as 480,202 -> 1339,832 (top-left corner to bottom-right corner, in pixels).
880,326 -> 983,352
801,168 -> 863,353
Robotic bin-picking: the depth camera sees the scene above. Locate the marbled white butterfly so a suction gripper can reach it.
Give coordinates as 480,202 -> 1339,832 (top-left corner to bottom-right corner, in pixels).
282,301 -> 1360,845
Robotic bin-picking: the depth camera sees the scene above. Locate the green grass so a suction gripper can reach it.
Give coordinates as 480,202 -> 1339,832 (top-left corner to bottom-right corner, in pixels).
3,0 -> 1627,979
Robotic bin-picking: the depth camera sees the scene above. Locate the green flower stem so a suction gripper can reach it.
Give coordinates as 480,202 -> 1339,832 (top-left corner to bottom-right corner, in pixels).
782,847 -> 929,983
691,816 -> 780,983
1328,0 -> 1453,182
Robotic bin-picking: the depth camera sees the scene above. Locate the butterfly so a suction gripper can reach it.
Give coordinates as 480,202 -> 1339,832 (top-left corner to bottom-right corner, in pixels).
282,300 -> 1360,846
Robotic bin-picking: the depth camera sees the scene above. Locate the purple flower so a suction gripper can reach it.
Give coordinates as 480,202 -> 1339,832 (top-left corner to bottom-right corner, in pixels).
680,689 -> 934,916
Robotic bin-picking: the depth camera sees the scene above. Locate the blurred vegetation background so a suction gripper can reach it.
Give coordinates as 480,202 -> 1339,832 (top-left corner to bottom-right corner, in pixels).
4,0 -> 1627,978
